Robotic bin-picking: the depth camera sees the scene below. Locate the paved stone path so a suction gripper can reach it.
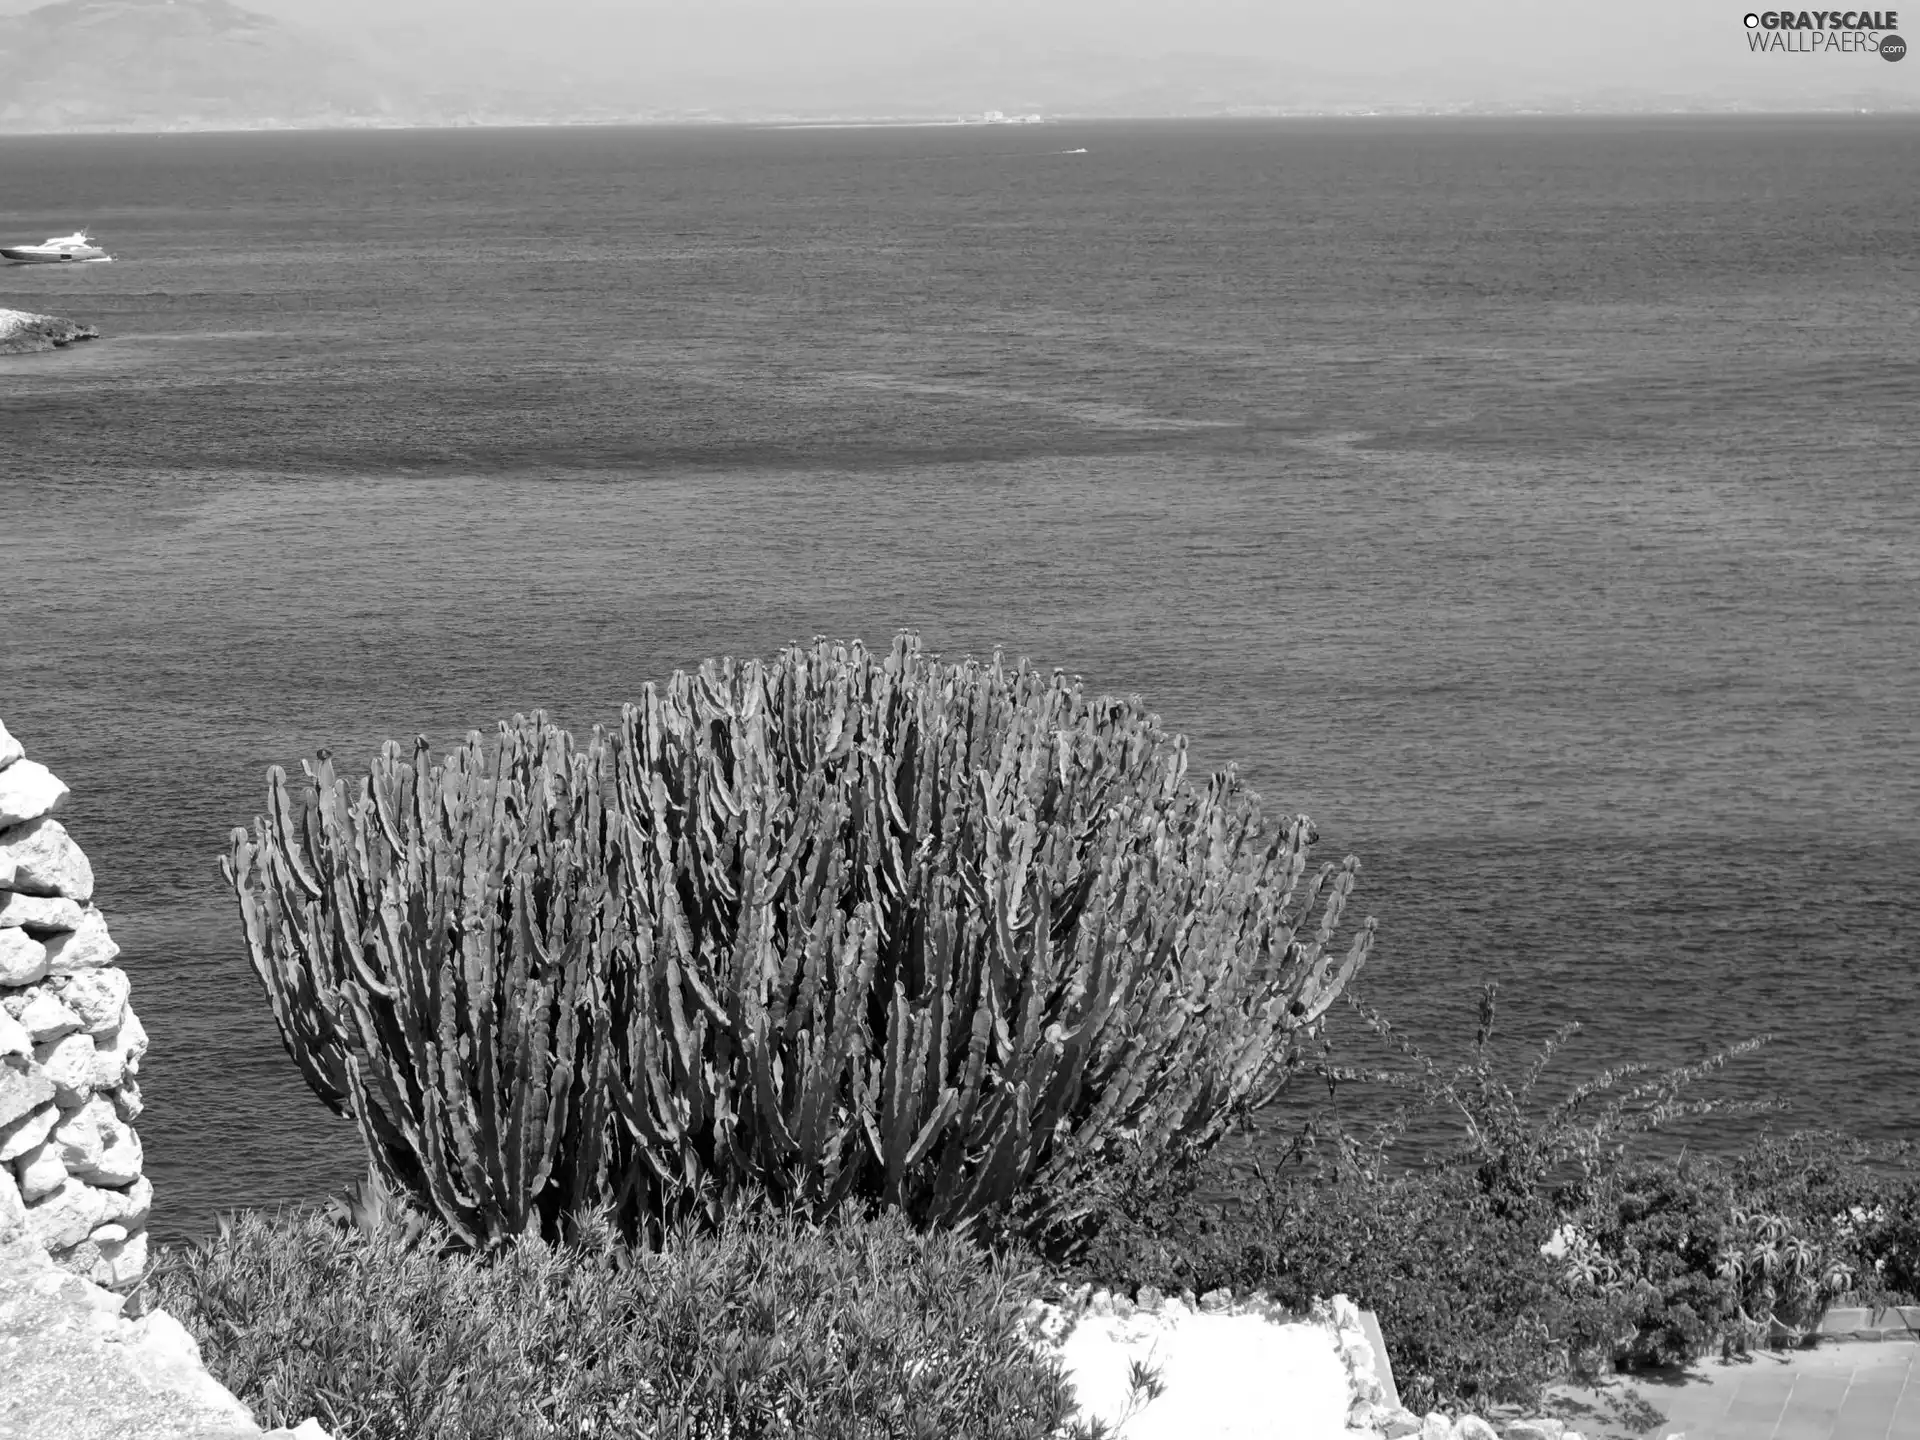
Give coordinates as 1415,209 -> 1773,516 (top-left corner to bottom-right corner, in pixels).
1545,1344 -> 1918,1440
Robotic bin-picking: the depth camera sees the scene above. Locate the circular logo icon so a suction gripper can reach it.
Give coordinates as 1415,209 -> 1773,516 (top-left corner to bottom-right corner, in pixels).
1744,12 -> 1761,26
1880,33 -> 1907,59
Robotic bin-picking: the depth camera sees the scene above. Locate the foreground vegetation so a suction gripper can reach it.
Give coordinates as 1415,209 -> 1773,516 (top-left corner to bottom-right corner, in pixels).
153,1196 -> 1087,1440
160,637 -> 1915,1437
150,988 -> 1919,1436
1052,987 -> 1920,1415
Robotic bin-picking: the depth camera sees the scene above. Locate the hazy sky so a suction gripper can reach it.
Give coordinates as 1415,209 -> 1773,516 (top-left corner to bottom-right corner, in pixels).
265,0 -> 1915,110
11,0 -> 1917,113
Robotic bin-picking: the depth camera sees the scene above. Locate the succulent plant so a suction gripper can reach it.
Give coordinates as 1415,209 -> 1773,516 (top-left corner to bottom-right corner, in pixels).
227,635 -> 1373,1250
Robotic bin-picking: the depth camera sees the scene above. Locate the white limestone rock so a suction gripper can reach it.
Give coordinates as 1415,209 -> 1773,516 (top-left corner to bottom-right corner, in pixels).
34,1032 -> 95,1108
0,891 -> 87,934
1455,1417 -> 1500,1440
24,1175 -> 112,1249
1502,1424 -> 1565,1440
54,967 -> 128,1035
43,908 -> 120,973
0,1058 -> 55,1130
0,927 -> 49,986
0,1159 -> 23,1231
0,817 -> 94,902
1379,1409 -> 1424,1439
57,1225 -> 147,1288
0,1097 -> 58,1161
119,1305 -> 259,1423
0,1006 -> 30,1059
110,1078 -> 144,1123
1421,1414 -> 1453,1440
100,1228 -> 148,1285
100,1174 -> 152,1230
90,1009 -> 148,1091
16,1135 -> 68,1201
0,718 -> 21,770
54,1094 -> 142,1186
0,759 -> 66,828
20,989 -> 83,1043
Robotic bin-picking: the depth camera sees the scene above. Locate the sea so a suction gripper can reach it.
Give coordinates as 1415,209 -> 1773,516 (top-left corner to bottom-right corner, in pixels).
1,117 -> 1915,1243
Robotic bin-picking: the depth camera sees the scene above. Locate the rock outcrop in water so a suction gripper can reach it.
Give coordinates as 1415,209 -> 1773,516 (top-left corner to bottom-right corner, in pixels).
0,307 -> 99,355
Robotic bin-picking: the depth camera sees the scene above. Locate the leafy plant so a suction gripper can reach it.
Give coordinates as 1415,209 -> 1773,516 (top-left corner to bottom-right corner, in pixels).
152,1194 -> 1094,1440
1047,1149 -> 1626,1415
1335,982 -> 1782,1213
1040,985 -> 1882,1410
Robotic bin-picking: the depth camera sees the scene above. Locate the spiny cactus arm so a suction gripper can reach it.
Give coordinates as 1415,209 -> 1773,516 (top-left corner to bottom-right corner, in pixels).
499,897 -> 557,1232
636,989 -> 692,1151
750,1012 -> 802,1160
319,832 -> 394,1006
955,1078 -> 1036,1217
366,741 -> 409,855
900,1081 -> 962,1179
659,939 -> 703,1094
264,766 -> 324,901
783,915 -> 838,1163
603,1065 -> 686,1198
343,1053 -> 486,1246
775,867 -> 830,1049
880,982 -> 951,1201
564,1000 -> 618,1221
224,831 -> 354,1113
790,915 -> 871,1168
1293,916 -> 1376,1028
924,969 -> 1000,1219
362,878 -> 482,1227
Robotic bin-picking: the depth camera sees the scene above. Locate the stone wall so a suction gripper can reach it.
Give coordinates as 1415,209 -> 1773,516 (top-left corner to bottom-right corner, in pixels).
0,715 -> 151,1290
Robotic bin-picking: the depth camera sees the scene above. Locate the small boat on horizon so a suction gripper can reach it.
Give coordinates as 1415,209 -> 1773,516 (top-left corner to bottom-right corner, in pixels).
1,231 -> 113,264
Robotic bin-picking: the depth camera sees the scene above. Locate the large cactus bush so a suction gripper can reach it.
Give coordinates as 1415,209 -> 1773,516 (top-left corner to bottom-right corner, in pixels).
226,635 -> 1374,1252
224,719 -> 629,1249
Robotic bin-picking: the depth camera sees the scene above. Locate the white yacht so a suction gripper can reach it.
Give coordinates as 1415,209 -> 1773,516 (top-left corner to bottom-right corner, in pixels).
1,231 -> 112,264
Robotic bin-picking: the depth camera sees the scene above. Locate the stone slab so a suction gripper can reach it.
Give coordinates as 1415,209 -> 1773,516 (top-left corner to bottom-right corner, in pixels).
0,1228 -> 331,1440
1542,1344 -> 1916,1440
1358,1308 -> 1401,1412
1815,1304 -> 1920,1343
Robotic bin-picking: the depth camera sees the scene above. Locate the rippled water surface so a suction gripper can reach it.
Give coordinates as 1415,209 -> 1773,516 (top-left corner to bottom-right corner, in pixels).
2,118 -> 1916,1240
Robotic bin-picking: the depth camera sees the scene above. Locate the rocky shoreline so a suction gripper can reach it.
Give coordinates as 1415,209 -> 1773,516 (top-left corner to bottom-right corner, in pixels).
0,306 -> 100,355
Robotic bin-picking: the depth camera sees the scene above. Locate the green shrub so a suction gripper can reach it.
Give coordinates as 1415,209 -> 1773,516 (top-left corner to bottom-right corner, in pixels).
1039,986 -> 1920,1412
1722,1131 -> 1920,1304
226,635 -> 1375,1251
1044,1150 -> 1626,1415
151,1189 -> 1088,1440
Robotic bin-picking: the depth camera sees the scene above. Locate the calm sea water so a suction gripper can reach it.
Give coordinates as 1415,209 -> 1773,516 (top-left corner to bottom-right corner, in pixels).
2,118 -> 1916,1242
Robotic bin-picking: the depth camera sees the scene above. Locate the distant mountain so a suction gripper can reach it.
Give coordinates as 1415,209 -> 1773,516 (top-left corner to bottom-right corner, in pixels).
0,0 -> 399,131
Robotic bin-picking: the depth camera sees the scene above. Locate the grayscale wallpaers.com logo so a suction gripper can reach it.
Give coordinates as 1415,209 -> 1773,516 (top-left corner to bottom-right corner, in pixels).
1743,10 -> 1906,58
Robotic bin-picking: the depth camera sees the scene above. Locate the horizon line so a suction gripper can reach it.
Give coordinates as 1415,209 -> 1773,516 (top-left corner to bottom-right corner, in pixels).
4,104 -> 1919,139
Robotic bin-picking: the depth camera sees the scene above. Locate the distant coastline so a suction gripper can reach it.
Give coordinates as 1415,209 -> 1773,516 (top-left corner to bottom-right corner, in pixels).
2,102 -> 1919,139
